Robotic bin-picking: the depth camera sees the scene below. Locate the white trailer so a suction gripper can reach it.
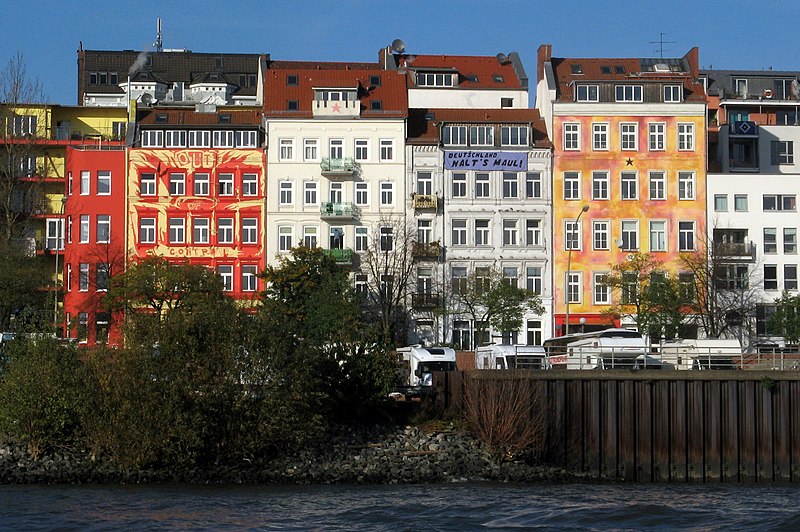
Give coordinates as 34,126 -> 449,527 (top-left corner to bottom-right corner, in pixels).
658,339 -> 742,370
543,328 -> 648,370
475,344 -> 547,370
396,345 -> 456,388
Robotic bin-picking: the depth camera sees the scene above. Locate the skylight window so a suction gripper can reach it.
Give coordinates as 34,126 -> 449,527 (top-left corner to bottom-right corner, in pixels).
155,113 -> 168,123
601,66 -> 611,74
615,65 -> 626,74
571,64 -> 583,74
466,74 -> 478,82
493,74 -> 504,83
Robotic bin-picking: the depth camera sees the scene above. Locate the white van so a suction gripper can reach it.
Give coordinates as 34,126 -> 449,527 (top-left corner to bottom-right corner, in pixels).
475,344 -> 547,370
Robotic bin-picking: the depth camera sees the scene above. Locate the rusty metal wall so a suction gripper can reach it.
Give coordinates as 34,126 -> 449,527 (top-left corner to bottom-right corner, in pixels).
437,371 -> 800,482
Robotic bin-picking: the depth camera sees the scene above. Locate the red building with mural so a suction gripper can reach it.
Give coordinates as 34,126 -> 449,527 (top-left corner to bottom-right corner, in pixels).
127,107 -> 266,306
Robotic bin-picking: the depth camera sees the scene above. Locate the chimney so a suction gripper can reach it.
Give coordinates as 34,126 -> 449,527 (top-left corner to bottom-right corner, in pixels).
537,44 -> 552,80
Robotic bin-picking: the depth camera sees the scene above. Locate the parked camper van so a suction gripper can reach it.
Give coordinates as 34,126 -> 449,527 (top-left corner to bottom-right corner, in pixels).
475,344 -> 547,370
396,345 -> 457,388
658,339 -> 742,370
543,328 -> 648,369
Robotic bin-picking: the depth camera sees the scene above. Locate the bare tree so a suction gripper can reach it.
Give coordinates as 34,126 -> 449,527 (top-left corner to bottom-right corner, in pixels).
679,231 -> 763,344
449,265 -> 544,349
0,52 -> 46,244
357,215 -> 416,346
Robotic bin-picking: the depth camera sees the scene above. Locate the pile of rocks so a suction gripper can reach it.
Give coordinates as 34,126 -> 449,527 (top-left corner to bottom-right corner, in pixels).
0,425 -> 578,485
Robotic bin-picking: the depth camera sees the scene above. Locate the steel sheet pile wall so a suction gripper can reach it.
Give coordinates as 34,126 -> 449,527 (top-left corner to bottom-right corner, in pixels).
438,371 -> 800,482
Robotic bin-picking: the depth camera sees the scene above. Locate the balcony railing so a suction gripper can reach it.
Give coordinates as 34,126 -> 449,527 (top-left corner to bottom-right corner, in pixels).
412,193 -> 438,210
412,292 -> 441,309
714,241 -> 756,261
320,202 -> 357,220
411,241 -> 441,260
322,247 -> 354,265
320,157 -> 356,176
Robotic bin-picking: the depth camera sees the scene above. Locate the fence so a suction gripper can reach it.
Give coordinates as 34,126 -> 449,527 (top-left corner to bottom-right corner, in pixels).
436,370 -> 800,482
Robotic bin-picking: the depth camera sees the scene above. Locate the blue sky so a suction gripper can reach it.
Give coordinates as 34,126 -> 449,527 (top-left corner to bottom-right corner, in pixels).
2,0 -> 798,105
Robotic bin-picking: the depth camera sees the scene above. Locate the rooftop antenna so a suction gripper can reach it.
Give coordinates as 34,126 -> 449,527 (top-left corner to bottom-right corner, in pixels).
649,32 -> 676,58
154,17 -> 163,53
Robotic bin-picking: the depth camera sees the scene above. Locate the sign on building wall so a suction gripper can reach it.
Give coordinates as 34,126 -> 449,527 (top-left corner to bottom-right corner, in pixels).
444,150 -> 528,171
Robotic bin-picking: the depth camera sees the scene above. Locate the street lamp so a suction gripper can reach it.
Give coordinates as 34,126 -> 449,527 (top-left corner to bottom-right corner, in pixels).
565,204 -> 590,336
53,195 -> 67,336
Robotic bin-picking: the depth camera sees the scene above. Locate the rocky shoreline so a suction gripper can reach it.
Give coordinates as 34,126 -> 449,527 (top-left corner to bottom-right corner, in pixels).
0,425 -> 585,485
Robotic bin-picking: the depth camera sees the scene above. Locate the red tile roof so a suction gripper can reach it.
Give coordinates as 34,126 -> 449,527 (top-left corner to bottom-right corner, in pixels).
263,68 -> 408,118
546,48 -> 705,102
396,54 -> 526,90
137,108 -> 262,126
407,108 -> 551,148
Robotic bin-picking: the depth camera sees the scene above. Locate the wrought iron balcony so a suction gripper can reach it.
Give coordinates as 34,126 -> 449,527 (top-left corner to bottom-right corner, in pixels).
320,202 -> 357,220
322,247 -> 354,265
320,157 -> 356,176
412,292 -> 441,309
412,193 -> 438,210
411,241 -> 441,260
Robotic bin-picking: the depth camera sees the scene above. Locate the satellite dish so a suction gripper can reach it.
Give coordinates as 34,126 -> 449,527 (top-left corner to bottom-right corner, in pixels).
140,92 -> 153,105
496,52 -> 508,64
391,39 -> 406,54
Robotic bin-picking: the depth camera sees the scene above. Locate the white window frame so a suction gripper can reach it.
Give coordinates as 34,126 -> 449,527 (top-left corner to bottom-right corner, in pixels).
304,181 -> 318,206
235,130 -> 258,148
193,217 -> 210,244
563,123 -> 580,151
278,225 -> 293,252
242,265 -> 258,292
279,138 -> 295,161
96,214 -> 111,243
649,171 -> 666,200
213,130 -> 234,148
355,182 -> 368,206
218,173 -> 234,196
563,172 -> 580,200
678,171 -> 695,200
621,220 -> 639,251
169,173 -> 185,196
139,217 -> 156,244
648,123 -> 665,151
592,171 -> 609,200
165,130 -> 187,148
620,171 -> 638,200
592,123 -> 608,151
194,173 -> 210,196
525,219 -> 542,246
140,173 -> 156,196
217,218 -> 234,245
615,85 -> 643,102
475,219 -> 490,246
379,139 -> 395,161
566,272 -> 582,304
355,226 -> 368,252
620,122 -> 638,151
80,171 -> 90,195
593,272 -> 611,305
80,214 -> 90,243
97,171 -> 111,195
565,220 -> 582,250
189,130 -> 211,148
469,126 -> 494,147
354,139 -> 370,162
380,181 -> 394,206
501,126 -> 528,147
663,85 -> 682,102
303,138 -> 319,161
443,125 -> 467,146
217,265 -> 233,292
576,84 -> 599,102
141,130 -> 163,147
502,172 -> 519,199
242,173 -> 258,196
279,181 -> 293,205
649,220 -> 667,252
678,123 -> 695,151
169,218 -> 186,244
79,263 -> 90,292
242,218 -> 258,244
525,172 -> 542,199
593,220 -> 609,250
452,220 -> 467,246
679,221 -> 696,251
502,219 -> 519,246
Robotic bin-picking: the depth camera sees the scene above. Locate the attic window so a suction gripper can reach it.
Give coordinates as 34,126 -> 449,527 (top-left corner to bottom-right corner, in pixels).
369,75 -> 381,87
287,74 -> 298,86
571,64 -> 583,74
425,112 -> 435,120
370,100 -> 383,110
155,113 -> 168,123
493,75 -> 504,83
615,65 -> 626,74
601,66 -> 611,74
287,100 -> 299,111
218,114 -> 231,124
466,74 -> 478,82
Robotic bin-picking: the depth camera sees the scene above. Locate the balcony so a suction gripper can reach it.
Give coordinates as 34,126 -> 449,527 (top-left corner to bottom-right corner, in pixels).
411,241 -> 441,260
714,241 -> 756,262
320,157 -> 356,177
412,193 -> 438,210
320,202 -> 357,220
322,247 -> 354,265
412,292 -> 441,309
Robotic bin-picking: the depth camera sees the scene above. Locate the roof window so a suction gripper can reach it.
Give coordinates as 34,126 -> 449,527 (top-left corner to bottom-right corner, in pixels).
218,114 -> 231,124
615,65 -> 626,74
155,113 -> 168,123
287,74 -> 298,86
493,74 -> 504,83
571,64 -> 583,74
601,66 -> 611,74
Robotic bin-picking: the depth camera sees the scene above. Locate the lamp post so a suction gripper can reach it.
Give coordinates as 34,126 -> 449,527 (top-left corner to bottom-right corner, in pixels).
53,195 -> 67,336
565,204 -> 590,336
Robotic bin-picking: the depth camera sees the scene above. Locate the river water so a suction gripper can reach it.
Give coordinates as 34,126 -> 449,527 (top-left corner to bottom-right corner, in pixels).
2,482 -> 799,530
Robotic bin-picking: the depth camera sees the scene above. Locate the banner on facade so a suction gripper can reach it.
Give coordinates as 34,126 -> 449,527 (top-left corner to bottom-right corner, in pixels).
444,150 -> 528,171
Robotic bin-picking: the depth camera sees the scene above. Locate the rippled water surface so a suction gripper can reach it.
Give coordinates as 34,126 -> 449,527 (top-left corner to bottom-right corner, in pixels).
3,482 -> 800,530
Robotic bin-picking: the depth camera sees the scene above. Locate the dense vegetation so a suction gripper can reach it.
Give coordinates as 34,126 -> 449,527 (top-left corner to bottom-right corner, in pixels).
0,248 -> 400,468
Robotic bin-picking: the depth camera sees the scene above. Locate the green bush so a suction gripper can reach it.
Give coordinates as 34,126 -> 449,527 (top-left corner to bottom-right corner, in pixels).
0,337 -> 82,457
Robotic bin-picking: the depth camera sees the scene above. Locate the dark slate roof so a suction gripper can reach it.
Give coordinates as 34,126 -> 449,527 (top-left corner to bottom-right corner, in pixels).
701,69 -> 800,98
407,108 -> 551,148
79,50 -> 260,97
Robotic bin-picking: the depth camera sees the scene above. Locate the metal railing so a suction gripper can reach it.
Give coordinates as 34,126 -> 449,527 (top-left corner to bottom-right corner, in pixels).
412,194 -> 438,210
322,247 -> 354,264
411,292 -> 441,309
320,157 -> 356,173
411,241 -> 441,259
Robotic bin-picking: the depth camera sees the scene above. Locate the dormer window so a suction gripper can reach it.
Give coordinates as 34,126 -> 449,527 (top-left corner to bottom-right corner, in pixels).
615,65 -> 625,74
415,72 -> 455,87
615,85 -> 643,102
601,66 -> 611,75
287,74 -> 298,86
663,85 -> 682,102
576,84 -> 599,102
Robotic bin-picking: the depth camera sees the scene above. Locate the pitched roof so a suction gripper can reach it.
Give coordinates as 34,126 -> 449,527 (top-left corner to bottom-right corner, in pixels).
407,108 -> 551,148
547,48 -> 705,102
137,107 -> 262,127
263,68 -> 408,118
701,69 -> 800,98
79,50 -> 260,96
392,53 -> 527,90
